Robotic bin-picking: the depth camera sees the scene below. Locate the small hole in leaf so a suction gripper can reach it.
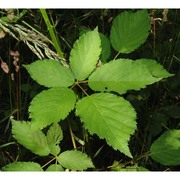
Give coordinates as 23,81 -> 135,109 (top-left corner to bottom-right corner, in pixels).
105,87 -> 108,90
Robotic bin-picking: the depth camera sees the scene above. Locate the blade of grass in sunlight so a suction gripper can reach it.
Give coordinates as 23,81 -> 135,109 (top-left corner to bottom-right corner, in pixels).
40,9 -> 64,60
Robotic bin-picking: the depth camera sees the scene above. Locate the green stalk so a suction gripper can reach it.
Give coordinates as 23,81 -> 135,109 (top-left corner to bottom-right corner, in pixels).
40,9 -> 64,60
0,142 -> 16,149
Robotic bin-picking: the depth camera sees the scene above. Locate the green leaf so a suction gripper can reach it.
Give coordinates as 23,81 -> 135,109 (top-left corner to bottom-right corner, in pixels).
2,162 -> 43,171
24,59 -> 75,88
47,123 -> 63,155
79,28 -> 110,63
57,150 -> 94,170
148,112 -> 169,137
110,10 -> 150,53
47,123 -> 63,144
70,28 -> 101,81
136,59 -> 174,78
99,33 -> 111,63
89,59 -> 173,95
76,93 -> 137,157
150,130 -> 180,166
111,161 -> 148,171
46,164 -> 64,171
48,145 -> 60,157
29,87 -> 76,130
12,120 -> 50,156
163,105 -> 180,119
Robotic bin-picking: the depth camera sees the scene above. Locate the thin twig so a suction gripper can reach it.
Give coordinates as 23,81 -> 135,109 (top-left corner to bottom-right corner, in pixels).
114,51 -> 121,60
41,157 -> 56,169
77,83 -> 89,96
68,120 -> 77,150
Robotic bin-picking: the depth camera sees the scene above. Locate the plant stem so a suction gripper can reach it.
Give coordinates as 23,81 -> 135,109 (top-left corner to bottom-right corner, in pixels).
77,83 -> 89,96
42,157 -> 56,168
68,120 -> 77,150
40,9 -> 64,60
0,142 -> 16,149
114,51 -> 120,60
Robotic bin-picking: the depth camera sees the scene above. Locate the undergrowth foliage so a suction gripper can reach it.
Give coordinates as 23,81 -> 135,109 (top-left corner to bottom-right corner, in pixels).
1,10 -> 179,171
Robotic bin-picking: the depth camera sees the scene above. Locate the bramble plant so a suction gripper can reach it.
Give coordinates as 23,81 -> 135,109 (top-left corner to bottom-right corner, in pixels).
2,10 -> 180,171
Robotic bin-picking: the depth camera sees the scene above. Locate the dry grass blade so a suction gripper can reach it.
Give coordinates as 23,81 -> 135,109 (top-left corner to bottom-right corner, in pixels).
0,19 -> 68,67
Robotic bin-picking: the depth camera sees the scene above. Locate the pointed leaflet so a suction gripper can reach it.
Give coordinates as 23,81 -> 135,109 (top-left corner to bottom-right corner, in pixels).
150,130 -> 180,166
70,28 -> 101,81
136,59 -> 174,78
11,120 -> 50,156
110,10 -> 150,53
57,150 -> 94,170
2,162 -> 43,171
24,59 -> 75,88
47,123 -> 63,155
88,59 -> 173,95
29,87 -> 76,130
76,93 -> 137,157
79,27 -> 110,63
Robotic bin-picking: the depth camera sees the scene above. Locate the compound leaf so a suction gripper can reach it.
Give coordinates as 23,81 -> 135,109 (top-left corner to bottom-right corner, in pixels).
2,162 -> 43,171
11,120 -> 50,156
76,93 -> 137,158
70,28 -> 101,81
29,87 -> 76,130
110,10 -> 150,53
150,130 -> 180,166
47,123 -> 63,155
57,150 -> 94,170
89,59 -> 173,95
24,59 -> 75,88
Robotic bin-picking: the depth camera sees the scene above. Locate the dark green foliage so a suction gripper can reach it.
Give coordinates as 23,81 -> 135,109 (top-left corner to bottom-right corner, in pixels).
0,9 -> 179,171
